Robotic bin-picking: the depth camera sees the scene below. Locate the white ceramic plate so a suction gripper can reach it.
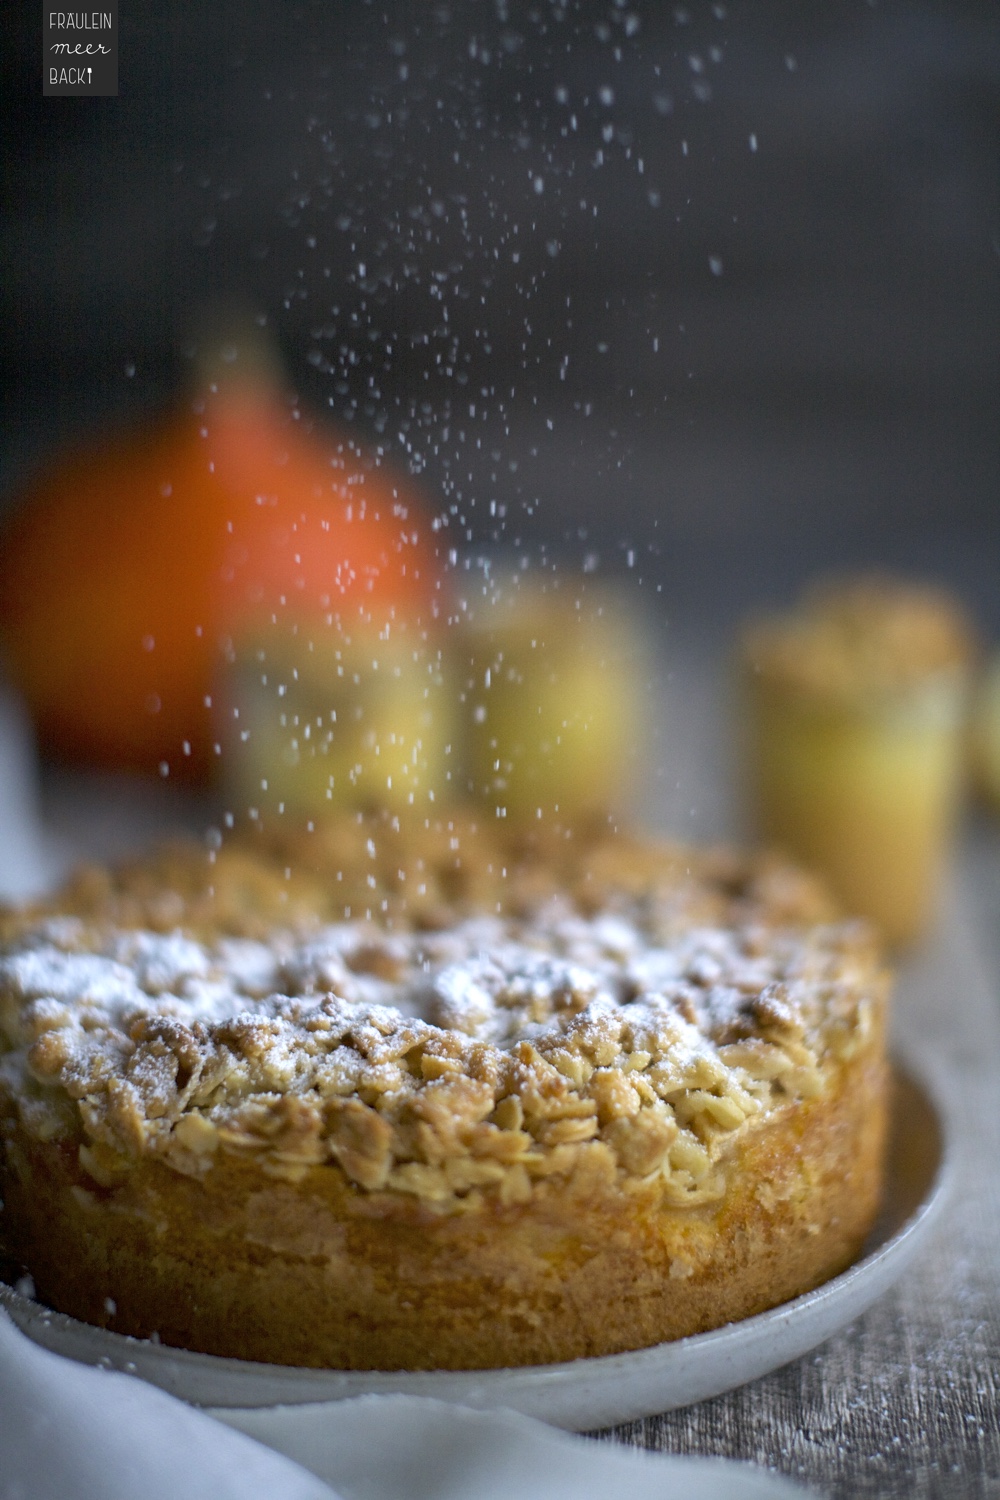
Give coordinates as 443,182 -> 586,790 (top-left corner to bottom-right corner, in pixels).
1,1065 -> 948,1431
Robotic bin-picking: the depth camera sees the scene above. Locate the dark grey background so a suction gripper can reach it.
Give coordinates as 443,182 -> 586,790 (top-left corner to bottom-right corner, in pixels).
2,0 -> 998,637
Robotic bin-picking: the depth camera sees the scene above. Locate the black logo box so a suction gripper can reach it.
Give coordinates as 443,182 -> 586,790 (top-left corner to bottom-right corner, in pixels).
43,4 -> 118,97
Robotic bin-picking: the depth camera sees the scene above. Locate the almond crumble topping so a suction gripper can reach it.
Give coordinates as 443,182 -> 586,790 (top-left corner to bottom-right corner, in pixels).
0,823 -> 886,1213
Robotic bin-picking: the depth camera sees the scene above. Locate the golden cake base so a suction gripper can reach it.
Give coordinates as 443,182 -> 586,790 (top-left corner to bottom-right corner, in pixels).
1,1042 -> 886,1371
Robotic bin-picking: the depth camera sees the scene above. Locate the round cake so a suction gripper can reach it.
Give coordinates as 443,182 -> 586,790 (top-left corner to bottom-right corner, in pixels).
0,815 -> 889,1370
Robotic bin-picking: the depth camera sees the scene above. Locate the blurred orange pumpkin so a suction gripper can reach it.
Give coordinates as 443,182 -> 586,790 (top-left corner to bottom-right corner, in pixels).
0,384 -> 441,781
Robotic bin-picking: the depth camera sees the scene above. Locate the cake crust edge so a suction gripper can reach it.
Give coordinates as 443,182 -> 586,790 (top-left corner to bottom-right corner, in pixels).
1,1024 -> 886,1370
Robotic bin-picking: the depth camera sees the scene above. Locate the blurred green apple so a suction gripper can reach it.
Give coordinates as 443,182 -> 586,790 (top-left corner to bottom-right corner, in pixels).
218,619 -> 454,819
458,582 -> 646,822
971,651 -> 1000,814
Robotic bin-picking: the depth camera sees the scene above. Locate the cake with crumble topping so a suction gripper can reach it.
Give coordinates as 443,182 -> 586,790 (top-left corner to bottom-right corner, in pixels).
0,815 -> 889,1369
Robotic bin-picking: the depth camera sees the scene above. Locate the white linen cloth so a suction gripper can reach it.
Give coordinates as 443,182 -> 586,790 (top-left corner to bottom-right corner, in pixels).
0,1313 -> 812,1499
0,690 -> 64,902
